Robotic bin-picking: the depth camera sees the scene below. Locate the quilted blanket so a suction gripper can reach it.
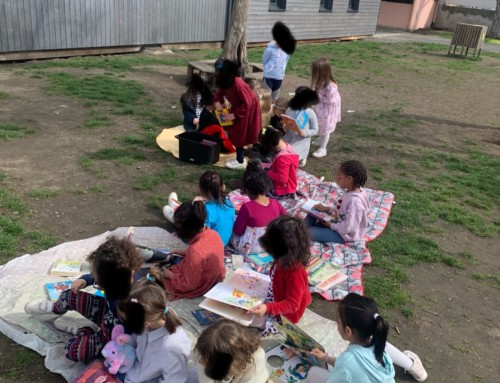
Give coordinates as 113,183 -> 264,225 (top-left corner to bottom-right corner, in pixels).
228,170 -> 395,300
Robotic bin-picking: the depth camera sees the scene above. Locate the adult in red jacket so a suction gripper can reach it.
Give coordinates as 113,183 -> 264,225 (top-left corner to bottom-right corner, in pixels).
214,60 -> 262,170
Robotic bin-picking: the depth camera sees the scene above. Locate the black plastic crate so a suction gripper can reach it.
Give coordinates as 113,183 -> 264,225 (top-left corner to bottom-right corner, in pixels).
175,131 -> 222,165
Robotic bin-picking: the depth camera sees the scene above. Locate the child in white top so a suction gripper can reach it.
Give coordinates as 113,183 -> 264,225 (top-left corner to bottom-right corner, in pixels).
120,273 -> 191,383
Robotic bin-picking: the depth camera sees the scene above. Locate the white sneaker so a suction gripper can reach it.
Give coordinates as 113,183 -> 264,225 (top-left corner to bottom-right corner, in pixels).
404,350 -> 428,382
319,176 -> 325,183
25,299 -> 54,315
54,317 -> 79,335
312,148 -> 327,158
299,158 -> 307,167
162,205 -> 175,223
168,192 -> 180,209
225,159 -> 247,170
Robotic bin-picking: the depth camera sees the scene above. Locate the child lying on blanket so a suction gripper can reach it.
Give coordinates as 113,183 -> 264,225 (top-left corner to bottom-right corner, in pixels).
306,160 -> 369,244
25,236 -> 143,363
232,160 -> 287,255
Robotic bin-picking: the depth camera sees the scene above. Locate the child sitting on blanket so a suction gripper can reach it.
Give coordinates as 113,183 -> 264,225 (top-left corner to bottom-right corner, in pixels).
260,126 -> 299,200
306,160 -> 369,244
119,273 -> 191,383
193,319 -> 270,383
307,294 -> 428,383
25,236 -> 143,363
232,160 -> 287,255
163,171 -> 235,246
161,201 -> 225,301
250,216 -> 311,333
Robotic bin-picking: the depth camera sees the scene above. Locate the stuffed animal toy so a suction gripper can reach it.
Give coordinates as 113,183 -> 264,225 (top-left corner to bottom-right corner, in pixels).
101,325 -> 136,375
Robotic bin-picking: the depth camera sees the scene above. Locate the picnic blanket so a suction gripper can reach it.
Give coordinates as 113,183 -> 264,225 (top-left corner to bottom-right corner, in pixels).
0,226 -> 348,382
156,126 -> 236,167
228,169 -> 395,300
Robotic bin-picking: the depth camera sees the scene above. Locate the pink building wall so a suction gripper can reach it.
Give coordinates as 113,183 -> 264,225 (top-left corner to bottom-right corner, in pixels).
378,0 -> 438,31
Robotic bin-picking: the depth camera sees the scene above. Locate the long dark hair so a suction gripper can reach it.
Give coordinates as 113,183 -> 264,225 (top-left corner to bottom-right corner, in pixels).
199,171 -> 229,206
173,201 -> 206,242
288,86 -> 319,110
180,74 -> 212,110
338,293 -> 389,367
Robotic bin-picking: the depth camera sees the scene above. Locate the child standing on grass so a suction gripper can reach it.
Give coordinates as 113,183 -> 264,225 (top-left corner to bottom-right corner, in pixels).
193,319 -> 270,383
25,236 -> 143,362
306,160 -> 369,244
283,86 -> 319,167
310,58 -> 341,158
119,274 -> 191,383
161,201 -> 225,301
250,216 -> 311,332
163,171 -> 235,246
307,293 -> 427,383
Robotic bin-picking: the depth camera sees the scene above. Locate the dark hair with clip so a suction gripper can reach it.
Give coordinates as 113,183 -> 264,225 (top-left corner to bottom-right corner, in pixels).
339,160 -> 368,188
338,293 -> 389,367
199,171 -> 229,206
260,126 -> 283,155
173,201 -> 206,242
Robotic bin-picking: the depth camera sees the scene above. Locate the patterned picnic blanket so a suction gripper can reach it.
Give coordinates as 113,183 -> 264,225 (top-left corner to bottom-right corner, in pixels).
228,170 -> 395,300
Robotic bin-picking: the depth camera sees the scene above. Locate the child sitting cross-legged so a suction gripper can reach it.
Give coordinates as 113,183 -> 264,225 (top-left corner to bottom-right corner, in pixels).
193,318 -> 271,383
25,236 -> 143,362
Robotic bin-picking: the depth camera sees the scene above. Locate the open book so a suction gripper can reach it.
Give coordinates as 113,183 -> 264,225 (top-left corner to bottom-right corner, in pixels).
301,199 -> 337,223
281,110 -> 309,133
306,258 -> 347,292
45,281 -> 71,301
199,268 -> 270,326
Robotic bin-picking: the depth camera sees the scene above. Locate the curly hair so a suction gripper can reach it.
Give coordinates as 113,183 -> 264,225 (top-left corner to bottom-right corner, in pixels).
339,160 -> 368,188
173,201 -> 206,242
259,215 -> 311,268
260,126 -> 283,155
243,160 -> 271,197
86,236 -> 143,300
195,319 -> 261,381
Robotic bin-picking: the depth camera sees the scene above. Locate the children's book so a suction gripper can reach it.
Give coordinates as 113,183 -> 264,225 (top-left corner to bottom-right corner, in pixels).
199,298 -> 255,326
45,281 -> 72,301
191,308 -> 221,326
70,360 -> 121,383
215,108 -> 234,127
275,315 -> 328,369
266,344 -> 314,382
49,259 -> 82,277
281,111 -> 309,133
230,194 -> 250,213
244,252 -> 274,267
300,199 -> 337,223
306,258 -> 347,292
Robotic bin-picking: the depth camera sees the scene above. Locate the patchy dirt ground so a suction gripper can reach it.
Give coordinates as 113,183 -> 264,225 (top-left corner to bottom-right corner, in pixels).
0,41 -> 499,383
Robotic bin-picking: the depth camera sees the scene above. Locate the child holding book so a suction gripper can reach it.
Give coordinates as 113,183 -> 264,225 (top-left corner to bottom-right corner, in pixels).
307,293 -> 427,382
161,201 -> 225,301
306,160 -> 369,244
283,86 -> 319,167
260,127 -> 299,199
232,160 -> 287,254
25,236 -> 143,362
163,171 -> 235,246
310,58 -> 341,158
180,74 -> 212,131
251,216 -> 312,330
119,274 -> 191,383
193,319 -> 270,383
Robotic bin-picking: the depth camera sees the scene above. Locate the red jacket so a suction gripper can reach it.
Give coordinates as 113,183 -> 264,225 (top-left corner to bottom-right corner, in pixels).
164,228 -> 225,301
265,263 -> 311,323
267,144 -> 299,196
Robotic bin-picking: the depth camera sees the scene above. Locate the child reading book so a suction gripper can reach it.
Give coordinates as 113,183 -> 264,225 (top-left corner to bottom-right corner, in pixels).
306,160 -> 369,244
193,319 -> 270,383
180,74 -> 212,131
250,216 -> 312,333
119,274 -> 191,383
25,236 -> 143,362
282,86 -> 319,167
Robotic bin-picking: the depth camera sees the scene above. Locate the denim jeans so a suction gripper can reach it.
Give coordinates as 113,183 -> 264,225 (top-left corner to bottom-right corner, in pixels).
305,215 -> 345,244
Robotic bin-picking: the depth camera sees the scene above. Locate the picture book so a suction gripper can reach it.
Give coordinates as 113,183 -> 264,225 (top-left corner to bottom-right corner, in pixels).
191,308 -> 221,326
306,258 -> 347,292
230,194 -> 250,213
275,315 -> 328,369
45,281 -> 71,301
300,199 -> 337,223
199,298 -> 255,326
70,360 -> 121,383
266,344 -> 314,382
49,259 -> 82,277
244,252 -> 274,267
281,111 -> 309,133
215,108 -> 234,127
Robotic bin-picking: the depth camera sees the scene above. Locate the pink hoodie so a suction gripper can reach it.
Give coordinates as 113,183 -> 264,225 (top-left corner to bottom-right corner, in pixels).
267,144 -> 299,196
330,191 -> 369,242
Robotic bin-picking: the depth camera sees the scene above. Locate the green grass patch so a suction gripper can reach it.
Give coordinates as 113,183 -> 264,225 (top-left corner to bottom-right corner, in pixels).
0,123 -> 35,140
79,156 -> 107,178
133,165 -> 177,190
0,91 -> 8,99
85,113 -> 112,129
28,189 -> 58,199
89,147 -> 147,165
472,273 -> 500,289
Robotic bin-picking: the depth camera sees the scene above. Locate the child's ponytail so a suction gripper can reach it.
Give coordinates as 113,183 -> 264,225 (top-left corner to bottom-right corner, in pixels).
199,171 -> 227,206
372,313 -> 389,367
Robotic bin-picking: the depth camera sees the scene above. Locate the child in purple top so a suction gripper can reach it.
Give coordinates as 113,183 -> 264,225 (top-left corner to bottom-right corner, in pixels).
306,160 -> 369,244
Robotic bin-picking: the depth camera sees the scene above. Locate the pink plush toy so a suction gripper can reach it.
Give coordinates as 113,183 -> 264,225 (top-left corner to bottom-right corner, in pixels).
101,325 -> 136,375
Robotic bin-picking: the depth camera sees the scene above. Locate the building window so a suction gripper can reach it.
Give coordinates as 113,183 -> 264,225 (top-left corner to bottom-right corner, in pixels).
320,0 -> 334,12
382,0 -> 413,3
348,0 -> 359,12
269,0 -> 287,12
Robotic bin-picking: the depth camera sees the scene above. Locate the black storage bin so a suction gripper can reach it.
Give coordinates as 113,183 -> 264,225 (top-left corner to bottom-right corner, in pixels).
175,131 -> 222,165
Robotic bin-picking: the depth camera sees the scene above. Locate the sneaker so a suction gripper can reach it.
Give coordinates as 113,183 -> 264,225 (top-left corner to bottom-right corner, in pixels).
299,158 -> 307,167
312,148 -> 327,158
162,205 -> 175,224
404,350 -> 428,382
225,159 -> 247,170
319,176 -> 325,183
168,192 -> 180,209
54,317 -> 80,335
25,299 -> 54,315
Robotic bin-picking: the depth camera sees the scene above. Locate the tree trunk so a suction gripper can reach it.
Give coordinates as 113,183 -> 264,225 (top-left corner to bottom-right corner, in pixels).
488,0 -> 500,39
221,0 -> 250,74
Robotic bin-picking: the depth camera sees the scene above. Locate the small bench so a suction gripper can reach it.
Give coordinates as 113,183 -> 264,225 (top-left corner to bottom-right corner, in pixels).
448,22 -> 488,58
187,60 -> 259,86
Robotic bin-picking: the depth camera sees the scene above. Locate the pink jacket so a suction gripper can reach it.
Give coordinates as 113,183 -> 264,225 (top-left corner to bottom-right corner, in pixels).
267,144 -> 299,196
313,82 -> 341,136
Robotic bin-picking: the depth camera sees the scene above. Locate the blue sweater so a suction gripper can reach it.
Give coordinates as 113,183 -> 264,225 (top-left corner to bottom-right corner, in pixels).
205,199 -> 235,246
262,41 -> 289,80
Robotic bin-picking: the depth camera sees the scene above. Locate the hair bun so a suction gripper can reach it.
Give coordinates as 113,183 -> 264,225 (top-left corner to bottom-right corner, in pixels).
246,159 -> 262,173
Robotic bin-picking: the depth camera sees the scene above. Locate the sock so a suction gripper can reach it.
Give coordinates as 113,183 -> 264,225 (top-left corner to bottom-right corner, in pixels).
385,342 -> 413,370
236,147 -> 245,163
318,134 -> 330,151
